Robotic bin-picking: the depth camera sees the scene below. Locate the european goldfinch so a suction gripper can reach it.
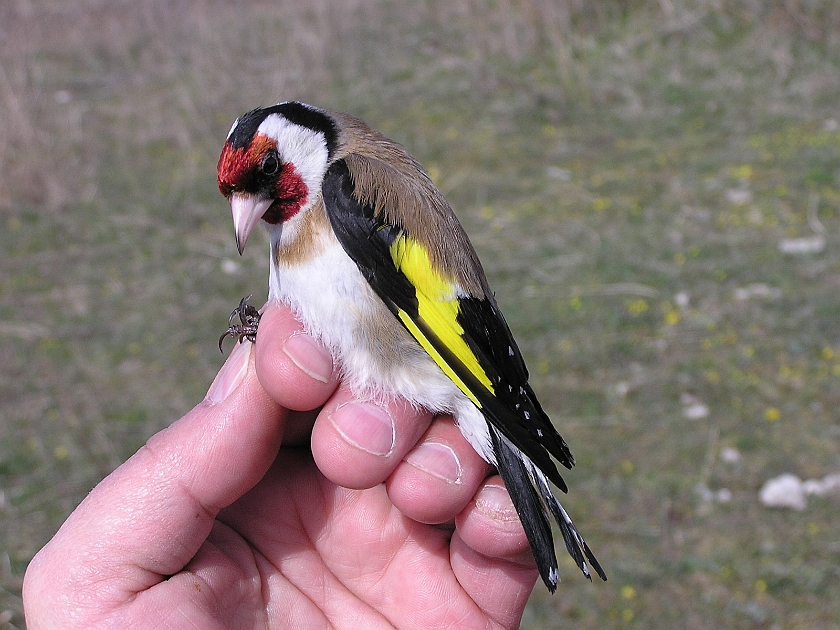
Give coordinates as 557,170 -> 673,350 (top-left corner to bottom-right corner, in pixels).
217,101 -> 606,591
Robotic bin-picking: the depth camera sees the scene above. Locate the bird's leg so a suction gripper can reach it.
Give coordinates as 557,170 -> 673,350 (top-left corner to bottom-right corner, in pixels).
218,295 -> 261,352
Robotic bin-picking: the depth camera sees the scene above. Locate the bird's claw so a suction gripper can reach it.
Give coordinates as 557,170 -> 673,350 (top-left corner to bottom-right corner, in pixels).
219,295 -> 261,352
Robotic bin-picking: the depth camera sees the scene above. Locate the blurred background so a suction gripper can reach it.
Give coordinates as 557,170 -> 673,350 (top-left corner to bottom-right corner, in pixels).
2,0 -> 839,627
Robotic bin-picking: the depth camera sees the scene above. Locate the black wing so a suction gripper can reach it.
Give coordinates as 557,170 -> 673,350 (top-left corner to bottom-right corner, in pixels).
321,158 -> 605,587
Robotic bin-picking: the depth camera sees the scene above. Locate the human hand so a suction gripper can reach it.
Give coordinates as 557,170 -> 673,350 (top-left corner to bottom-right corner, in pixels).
23,302 -> 539,629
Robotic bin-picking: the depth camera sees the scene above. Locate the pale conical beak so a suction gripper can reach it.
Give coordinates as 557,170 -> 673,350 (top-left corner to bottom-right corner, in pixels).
230,193 -> 273,254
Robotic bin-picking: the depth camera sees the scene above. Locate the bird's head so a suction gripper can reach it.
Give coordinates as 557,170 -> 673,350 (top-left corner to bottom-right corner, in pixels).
217,102 -> 339,254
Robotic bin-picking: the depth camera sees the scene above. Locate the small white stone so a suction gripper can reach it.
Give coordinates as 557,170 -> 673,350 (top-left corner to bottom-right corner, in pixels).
820,473 -> 840,495
720,446 -> 742,464
614,382 -> 630,397
759,474 -> 806,510
802,479 -> 826,496
680,393 -> 710,419
779,236 -> 825,255
683,403 -> 710,420
801,474 -> 840,497
715,488 -> 732,503
733,284 -> 782,301
545,166 -> 571,181
725,189 -> 753,205
221,259 -> 241,275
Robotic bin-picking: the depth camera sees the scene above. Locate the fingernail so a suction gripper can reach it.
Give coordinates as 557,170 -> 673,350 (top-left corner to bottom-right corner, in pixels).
330,402 -> 395,457
283,332 -> 333,383
475,484 -> 518,521
205,341 -> 252,405
405,442 -> 463,484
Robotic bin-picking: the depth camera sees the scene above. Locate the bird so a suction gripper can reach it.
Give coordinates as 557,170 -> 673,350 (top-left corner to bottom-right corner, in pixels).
216,101 -> 606,591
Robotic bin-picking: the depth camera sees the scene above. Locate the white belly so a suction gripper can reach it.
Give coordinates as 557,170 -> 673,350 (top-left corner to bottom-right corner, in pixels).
267,227 -> 495,462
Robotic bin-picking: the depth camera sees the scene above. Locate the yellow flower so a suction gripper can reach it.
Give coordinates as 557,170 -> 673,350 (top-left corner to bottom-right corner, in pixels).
730,164 -> 753,179
626,299 -> 649,316
764,407 -> 781,422
591,196 -> 611,212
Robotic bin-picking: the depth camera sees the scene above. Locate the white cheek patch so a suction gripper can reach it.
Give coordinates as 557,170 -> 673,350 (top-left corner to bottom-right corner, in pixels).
257,114 -> 330,206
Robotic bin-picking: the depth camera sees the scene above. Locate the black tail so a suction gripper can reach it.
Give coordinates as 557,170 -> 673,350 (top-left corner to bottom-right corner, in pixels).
490,426 -> 606,591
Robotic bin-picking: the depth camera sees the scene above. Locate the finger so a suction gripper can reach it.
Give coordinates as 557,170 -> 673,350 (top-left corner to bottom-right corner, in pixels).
24,342 -> 283,625
386,416 -> 492,524
310,385 -> 435,490
254,301 -> 339,411
455,476 -> 537,563
451,477 -> 539,629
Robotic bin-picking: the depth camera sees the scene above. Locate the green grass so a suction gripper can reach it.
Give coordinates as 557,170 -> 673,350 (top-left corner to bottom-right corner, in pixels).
2,1 -> 840,627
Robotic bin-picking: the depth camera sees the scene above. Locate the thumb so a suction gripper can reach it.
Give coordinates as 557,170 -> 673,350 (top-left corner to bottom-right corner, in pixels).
24,341 -> 284,626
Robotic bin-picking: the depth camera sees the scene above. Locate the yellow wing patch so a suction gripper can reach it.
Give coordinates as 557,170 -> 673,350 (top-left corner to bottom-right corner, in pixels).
390,235 -> 495,405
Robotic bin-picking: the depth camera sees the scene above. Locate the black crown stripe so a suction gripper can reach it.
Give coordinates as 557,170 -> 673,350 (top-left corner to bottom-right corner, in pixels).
228,102 -> 338,160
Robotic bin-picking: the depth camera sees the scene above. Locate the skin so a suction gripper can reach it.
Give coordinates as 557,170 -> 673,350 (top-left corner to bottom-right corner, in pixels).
22,302 -> 540,629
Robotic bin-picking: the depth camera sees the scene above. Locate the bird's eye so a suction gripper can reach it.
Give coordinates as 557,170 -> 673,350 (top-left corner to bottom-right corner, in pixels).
261,153 -> 280,176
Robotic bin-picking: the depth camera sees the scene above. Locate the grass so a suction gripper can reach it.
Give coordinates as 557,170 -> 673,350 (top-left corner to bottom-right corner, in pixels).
2,1 -> 840,627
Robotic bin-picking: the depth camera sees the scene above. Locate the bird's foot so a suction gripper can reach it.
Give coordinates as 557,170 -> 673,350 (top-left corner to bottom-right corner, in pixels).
219,295 -> 261,352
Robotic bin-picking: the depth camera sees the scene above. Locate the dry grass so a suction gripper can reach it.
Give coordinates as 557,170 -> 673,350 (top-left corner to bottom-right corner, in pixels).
2,1 -> 840,628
